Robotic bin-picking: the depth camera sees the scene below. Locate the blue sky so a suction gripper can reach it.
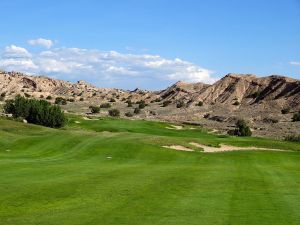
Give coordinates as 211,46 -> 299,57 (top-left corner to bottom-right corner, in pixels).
0,0 -> 299,90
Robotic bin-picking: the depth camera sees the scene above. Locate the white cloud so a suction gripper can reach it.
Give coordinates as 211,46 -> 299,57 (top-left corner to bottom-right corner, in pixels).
0,43 -> 216,89
3,45 -> 32,58
28,38 -> 54,49
289,61 -> 300,66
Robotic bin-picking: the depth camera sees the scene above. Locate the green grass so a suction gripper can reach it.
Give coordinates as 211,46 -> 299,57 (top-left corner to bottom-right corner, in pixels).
0,116 -> 300,225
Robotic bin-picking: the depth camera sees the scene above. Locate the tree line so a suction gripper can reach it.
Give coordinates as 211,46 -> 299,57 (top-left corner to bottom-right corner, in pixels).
4,95 -> 66,128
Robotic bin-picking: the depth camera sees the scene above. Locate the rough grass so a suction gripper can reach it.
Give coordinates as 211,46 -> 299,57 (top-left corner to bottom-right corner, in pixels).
0,116 -> 300,225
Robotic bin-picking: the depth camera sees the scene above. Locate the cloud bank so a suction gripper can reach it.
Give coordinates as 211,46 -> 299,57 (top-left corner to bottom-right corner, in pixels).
289,61 -> 300,66
0,40 -> 217,89
28,38 -> 54,49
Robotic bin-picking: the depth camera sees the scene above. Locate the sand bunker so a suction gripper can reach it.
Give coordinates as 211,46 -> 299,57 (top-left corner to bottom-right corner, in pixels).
189,142 -> 289,153
166,125 -> 183,130
82,117 -> 99,121
208,129 -> 218,134
163,145 -> 194,152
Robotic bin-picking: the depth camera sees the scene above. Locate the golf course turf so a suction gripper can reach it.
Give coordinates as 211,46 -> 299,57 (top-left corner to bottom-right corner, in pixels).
0,116 -> 300,225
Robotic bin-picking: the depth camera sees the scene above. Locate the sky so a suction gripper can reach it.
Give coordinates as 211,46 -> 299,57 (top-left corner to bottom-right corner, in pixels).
0,0 -> 299,90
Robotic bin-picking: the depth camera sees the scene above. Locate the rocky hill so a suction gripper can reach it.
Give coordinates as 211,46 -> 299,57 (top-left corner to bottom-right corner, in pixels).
0,70 -> 299,138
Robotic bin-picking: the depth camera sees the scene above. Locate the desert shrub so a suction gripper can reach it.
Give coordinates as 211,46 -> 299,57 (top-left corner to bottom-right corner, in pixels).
24,93 -> 31,98
109,98 -> 116,102
284,134 -> 300,142
229,119 -> 252,137
197,101 -> 203,106
55,97 -> 67,105
40,95 -> 44,98
1,92 -> 6,98
263,117 -> 279,124
79,97 -> 84,101
150,110 -> 157,115
46,96 -> 52,100
108,109 -> 120,117
125,112 -> 133,117
292,112 -> 300,122
233,101 -> 240,106
162,100 -> 171,107
92,93 -> 97,96
4,95 -> 66,128
155,98 -> 161,102
281,107 -> 290,114
89,106 -> 100,114
138,101 -> 146,109
67,98 -> 75,102
127,101 -> 133,107
176,100 -> 185,108
100,103 -> 111,108
249,91 -> 262,98
134,107 -> 141,114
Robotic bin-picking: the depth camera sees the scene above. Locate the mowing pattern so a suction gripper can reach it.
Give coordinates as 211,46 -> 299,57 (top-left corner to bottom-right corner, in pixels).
0,116 -> 300,225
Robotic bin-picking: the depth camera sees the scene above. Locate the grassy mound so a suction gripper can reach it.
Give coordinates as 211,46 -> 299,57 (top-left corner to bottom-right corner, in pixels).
0,116 -> 299,225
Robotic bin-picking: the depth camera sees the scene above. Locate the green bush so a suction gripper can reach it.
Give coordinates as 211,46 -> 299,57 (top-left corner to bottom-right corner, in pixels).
284,134 -> 300,142
176,100 -> 185,108
89,106 -> 100,114
138,101 -> 146,109
162,100 -> 171,107
281,107 -> 290,114
4,95 -> 66,128
125,112 -> 133,117
108,109 -> 120,117
230,119 -> 252,136
292,112 -> 300,122
197,101 -> 203,106
55,97 -> 67,105
100,103 -> 111,108
134,107 -> 141,114
24,93 -> 31,98
46,96 -> 52,100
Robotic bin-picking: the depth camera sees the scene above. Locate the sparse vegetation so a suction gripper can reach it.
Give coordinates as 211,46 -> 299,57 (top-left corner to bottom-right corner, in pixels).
89,106 -> 100,114
100,103 -> 111,108
197,101 -> 203,106
281,107 -> 290,114
162,100 -> 171,107
125,112 -> 133,117
108,109 -> 120,117
127,100 -> 133,107
263,117 -> 279,124
229,119 -> 252,136
138,101 -> 146,109
176,100 -> 185,108
233,101 -> 240,106
55,97 -> 67,105
0,92 -> 5,101
292,112 -> 300,122
285,134 -> 300,142
134,107 -> 141,114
